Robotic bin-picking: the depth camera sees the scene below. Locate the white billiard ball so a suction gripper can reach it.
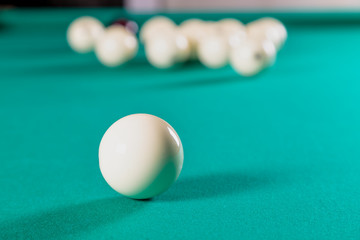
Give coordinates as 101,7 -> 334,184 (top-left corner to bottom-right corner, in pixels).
145,30 -> 191,69
179,18 -> 205,40
173,32 -> 191,62
99,114 -> 184,200
218,18 -> 247,48
179,18 -> 204,32
95,25 -> 138,67
228,29 -> 248,49
247,17 -> 287,51
204,21 -> 220,33
179,19 -> 206,59
197,34 -> 228,69
230,38 -> 276,76
182,20 -> 221,60
187,21 -> 219,44
145,34 -> 177,69
67,16 -> 105,53
218,18 -> 245,37
140,16 -> 176,43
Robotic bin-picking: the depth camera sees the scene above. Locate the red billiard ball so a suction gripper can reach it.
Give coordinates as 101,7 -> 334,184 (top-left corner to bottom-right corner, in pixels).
111,18 -> 139,35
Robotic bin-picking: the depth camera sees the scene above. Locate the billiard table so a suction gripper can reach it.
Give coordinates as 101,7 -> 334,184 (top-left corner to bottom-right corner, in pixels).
1,8 -> 360,240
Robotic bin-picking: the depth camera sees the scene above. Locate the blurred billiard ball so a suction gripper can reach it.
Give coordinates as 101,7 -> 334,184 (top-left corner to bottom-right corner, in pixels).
110,18 -> 139,35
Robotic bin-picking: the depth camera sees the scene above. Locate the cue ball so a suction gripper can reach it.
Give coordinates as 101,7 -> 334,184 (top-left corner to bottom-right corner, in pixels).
67,16 -> 105,53
99,114 -> 184,199
95,25 -> 138,67
230,38 -> 276,76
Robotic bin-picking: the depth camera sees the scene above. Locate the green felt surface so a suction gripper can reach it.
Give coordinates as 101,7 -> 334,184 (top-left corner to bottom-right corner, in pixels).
1,8 -> 360,240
